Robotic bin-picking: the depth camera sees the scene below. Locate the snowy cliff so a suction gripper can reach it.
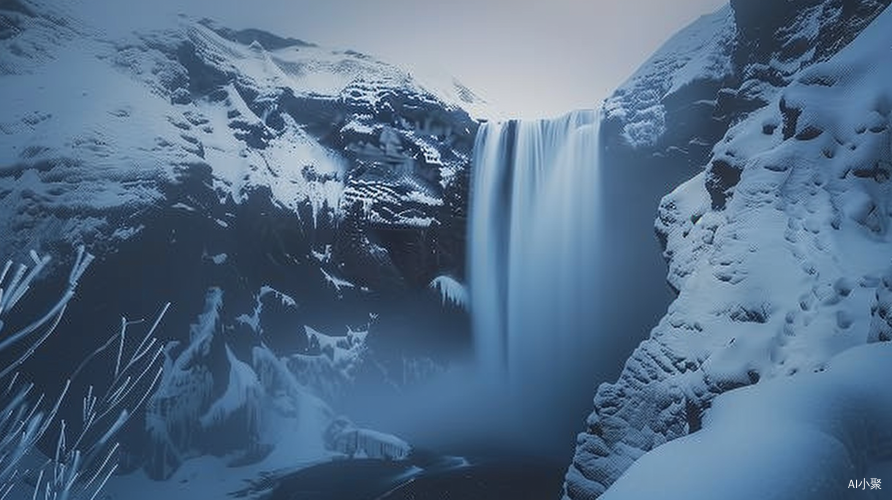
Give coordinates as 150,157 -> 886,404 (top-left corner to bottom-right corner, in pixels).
600,343 -> 892,500
0,0 -> 482,480
602,0 -> 890,168
0,0 -> 482,288
566,1 -> 892,498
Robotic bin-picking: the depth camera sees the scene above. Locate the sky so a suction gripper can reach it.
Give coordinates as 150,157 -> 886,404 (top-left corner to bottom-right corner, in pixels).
78,0 -> 728,118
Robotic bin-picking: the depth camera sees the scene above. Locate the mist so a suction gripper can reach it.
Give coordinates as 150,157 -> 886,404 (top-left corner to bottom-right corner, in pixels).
336,111 -> 690,463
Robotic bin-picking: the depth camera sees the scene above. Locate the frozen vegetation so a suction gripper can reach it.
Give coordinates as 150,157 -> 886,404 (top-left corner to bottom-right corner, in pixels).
0,248 -> 167,500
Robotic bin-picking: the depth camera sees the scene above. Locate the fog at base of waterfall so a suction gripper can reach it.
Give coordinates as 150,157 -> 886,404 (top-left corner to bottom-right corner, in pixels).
326,110 -> 616,461
426,108 -> 644,458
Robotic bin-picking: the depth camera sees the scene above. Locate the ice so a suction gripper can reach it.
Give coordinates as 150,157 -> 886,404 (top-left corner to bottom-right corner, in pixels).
328,419 -> 412,461
429,275 -> 468,309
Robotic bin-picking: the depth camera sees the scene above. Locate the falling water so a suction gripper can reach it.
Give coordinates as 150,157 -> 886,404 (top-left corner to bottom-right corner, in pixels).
468,109 -> 601,396
348,109 -> 666,458
337,111 -> 604,459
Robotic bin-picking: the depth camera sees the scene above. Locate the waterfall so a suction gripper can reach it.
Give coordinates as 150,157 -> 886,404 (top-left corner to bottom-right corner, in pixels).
468,109 -> 601,392
348,109 -> 660,459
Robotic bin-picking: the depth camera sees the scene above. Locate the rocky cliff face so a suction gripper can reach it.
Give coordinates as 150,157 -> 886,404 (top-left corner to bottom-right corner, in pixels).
0,0 -> 481,478
565,1 -> 892,498
0,1 -> 480,289
602,0 -> 890,169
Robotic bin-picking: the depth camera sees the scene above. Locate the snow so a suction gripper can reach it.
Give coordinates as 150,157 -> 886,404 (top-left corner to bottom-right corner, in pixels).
659,0 -> 892,379
568,4 -> 892,497
601,343 -> 892,500
285,324 -> 372,404
400,61 -> 499,122
329,425 -> 412,461
170,202 -> 196,212
199,344 -> 262,429
236,285 -> 298,333
404,189 -> 445,207
3,2 -> 468,497
0,1 -> 479,257
122,292 -> 348,496
261,285 -> 297,307
320,267 -> 356,295
249,344 -> 334,460
0,20 -> 179,254
310,245 -> 332,264
603,5 -> 735,148
0,33 -> 176,218
145,289 -> 222,478
186,20 -> 493,120
193,82 -> 347,226
303,325 -> 365,368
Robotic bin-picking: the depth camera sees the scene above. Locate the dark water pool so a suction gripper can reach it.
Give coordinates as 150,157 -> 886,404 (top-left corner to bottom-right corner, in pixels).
265,453 -> 565,500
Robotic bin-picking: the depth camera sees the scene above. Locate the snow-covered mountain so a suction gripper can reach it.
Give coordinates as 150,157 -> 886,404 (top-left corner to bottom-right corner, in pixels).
8,0 -> 892,497
0,0 -> 483,285
601,0 -> 890,168
565,1 -> 892,498
0,0 -> 482,483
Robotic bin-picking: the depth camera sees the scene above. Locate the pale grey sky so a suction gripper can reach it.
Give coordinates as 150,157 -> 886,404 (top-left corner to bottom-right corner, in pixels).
79,0 -> 728,118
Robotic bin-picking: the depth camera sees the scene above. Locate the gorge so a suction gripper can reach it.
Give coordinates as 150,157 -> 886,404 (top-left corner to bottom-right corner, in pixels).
1,0 -> 892,499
